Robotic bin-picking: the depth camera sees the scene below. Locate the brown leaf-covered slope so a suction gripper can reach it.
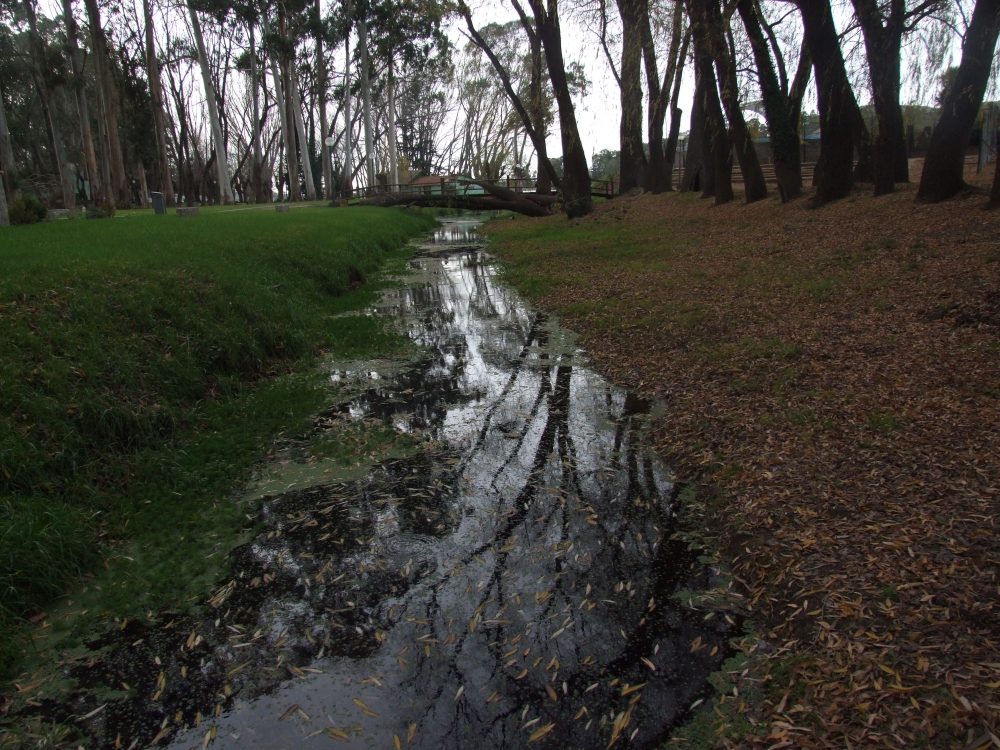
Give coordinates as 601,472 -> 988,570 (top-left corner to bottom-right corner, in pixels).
488,163 -> 1000,748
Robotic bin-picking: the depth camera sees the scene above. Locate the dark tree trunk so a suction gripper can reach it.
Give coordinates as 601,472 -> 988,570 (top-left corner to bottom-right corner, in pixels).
692,0 -> 767,202
616,0 -> 648,192
528,0 -> 592,216
918,0 -> 1000,202
528,28 -> 552,194
691,12 -> 733,204
739,0 -> 801,200
662,33 -> 691,191
852,0 -> 907,194
796,0 -> 858,203
464,2 -> 562,193
643,0 -> 687,193
681,67 -> 706,192
989,155 -> 1000,208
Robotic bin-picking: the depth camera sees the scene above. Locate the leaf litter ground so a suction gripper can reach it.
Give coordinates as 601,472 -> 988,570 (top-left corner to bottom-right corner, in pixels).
488,163 -> 1000,749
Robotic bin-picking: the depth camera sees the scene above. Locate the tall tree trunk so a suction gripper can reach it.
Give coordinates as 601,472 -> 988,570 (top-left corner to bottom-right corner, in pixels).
462,1 -> 563,192
189,5 -> 235,204
143,0 -> 175,205
358,17 -> 375,190
691,15 -> 733,203
0,84 -> 16,202
681,65 -> 706,192
62,0 -> 103,205
616,0 -> 648,192
643,1 -> 685,193
342,0 -> 353,198
290,65 -> 317,200
662,32 -> 690,191
527,0 -> 592,216
83,0 -> 127,207
250,22 -> 263,202
0,168 -> 8,226
795,0 -> 857,203
691,0 -> 766,203
918,0 -> 1000,202
989,155 -> 1000,208
24,0 -> 75,208
739,0 -> 801,200
387,58 -> 398,191
263,15 -> 297,201
316,0 -> 331,197
528,24 -> 551,194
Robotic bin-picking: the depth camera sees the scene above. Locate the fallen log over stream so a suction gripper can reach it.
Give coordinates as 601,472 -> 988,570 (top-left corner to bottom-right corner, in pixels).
343,179 -> 557,217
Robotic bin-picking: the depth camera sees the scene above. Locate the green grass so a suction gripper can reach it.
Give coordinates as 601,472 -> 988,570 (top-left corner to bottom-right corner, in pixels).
0,206 -> 436,675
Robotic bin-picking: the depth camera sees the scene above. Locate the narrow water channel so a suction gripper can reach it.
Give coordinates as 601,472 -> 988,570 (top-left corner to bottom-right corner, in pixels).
29,215 -> 734,749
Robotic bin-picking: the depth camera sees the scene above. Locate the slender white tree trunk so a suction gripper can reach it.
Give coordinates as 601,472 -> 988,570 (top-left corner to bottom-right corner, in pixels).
317,0 -> 331,197
290,66 -> 317,200
262,15 -> 297,201
359,16 -> 374,190
342,0 -> 353,197
387,56 -> 398,191
249,22 -> 262,202
189,4 -> 235,204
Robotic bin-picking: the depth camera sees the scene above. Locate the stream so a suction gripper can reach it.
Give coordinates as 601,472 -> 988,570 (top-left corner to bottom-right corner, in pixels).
26,215 -> 734,749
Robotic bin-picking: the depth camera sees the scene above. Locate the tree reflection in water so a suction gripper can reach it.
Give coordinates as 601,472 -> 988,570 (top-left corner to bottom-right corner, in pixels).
34,230 -> 734,750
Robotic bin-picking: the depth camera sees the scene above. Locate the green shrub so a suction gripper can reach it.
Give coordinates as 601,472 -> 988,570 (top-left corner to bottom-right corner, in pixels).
86,202 -> 116,219
9,195 -> 48,225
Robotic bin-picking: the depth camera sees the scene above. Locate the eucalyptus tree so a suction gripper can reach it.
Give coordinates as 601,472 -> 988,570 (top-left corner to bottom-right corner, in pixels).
643,0 -> 689,193
736,0 -> 810,200
918,0 -> 1000,201
61,0 -> 104,205
84,0 -> 128,206
143,0 -> 175,204
22,0 -> 75,208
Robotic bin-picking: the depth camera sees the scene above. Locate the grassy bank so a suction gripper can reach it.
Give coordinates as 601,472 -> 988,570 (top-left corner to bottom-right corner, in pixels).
489,173 -> 1000,748
0,206 -> 435,674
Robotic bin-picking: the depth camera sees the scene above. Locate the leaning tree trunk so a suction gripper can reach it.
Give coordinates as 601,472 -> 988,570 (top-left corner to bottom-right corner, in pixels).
616,0 -> 648,192
691,19 -> 734,204
143,0 -> 175,205
0,84 -> 16,202
796,0 -> 857,203
739,0 -> 801,200
189,5 -> 235,204
263,20 -> 297,201
692,0 -> 767,202
462,1 -> 563,193
681,65 -> 706,193
529,0 -> 592,216
662,35 -> 690,191
359,17 -> 375,190
918,0 -> 1000,201
528,28 -> 552,194
62,0 -> 104,206
84,0 -> 127,207
289,64 -> 317,201
643,0 -> 685,193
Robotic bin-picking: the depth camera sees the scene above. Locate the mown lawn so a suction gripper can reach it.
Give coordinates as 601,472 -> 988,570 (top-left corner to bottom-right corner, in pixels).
0,206 -> 435,674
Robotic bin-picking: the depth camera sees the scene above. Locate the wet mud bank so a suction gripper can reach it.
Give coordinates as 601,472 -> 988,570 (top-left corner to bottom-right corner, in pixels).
7,216 -> 736,749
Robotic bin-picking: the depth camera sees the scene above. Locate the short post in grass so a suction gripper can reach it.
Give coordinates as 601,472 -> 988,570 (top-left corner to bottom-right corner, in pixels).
276,204 -> 290,213
151,192 -> 166,215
